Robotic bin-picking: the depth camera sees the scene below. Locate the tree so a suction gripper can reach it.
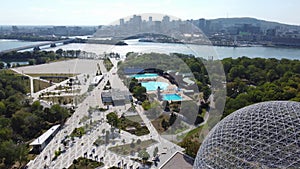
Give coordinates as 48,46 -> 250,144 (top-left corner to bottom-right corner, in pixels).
137,139 -> 141,145
55,49 -> 63,56
28,59 -> 36,65
161,119 -> 169,130
138,149 -> 150,162
31,100 -> 42,111
169,113 -> 177,126
142,100 -> 151,110
0,140 -> 18,166
6,62 -> 11,68
106,112 -> 119,127
129,78 -> 138,92
162,101 -> 170,112
48,104 -> 69,123
15,143 -> 29,168
202,86 -> 211,101
0,101 -> 6,115
0,62 -> 4,69
0,90 -> 5,100
133,86 -> 147,101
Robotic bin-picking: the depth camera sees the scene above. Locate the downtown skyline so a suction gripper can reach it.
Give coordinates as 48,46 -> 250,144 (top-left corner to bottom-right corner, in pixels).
0,0 -> 299,26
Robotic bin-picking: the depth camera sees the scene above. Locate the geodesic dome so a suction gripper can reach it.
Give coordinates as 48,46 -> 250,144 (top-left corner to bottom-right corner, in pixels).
194,101 -> 300,169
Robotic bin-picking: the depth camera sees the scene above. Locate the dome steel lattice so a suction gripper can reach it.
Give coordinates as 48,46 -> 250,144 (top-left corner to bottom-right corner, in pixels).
194,101 -> 300,169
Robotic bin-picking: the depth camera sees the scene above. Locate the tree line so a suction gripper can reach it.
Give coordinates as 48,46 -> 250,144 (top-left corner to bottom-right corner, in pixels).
222,56 -> 300,118
0,49 -> 82,68
0,70 -> 71,168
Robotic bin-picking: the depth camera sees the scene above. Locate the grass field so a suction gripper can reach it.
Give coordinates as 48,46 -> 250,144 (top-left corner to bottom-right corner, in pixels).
41,96 -> 74,105
119,117 -> 150,136
33,79 -> 51,92
151,115 -> 169,134
125,115 -> 144,123
28,73 -> 77,83
68,157 -> 104,169
177,125 -> 203,141
108,139 -> 157,156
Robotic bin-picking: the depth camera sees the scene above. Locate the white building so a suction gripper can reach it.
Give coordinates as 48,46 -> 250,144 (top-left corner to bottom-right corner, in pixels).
30,124 -> 60,153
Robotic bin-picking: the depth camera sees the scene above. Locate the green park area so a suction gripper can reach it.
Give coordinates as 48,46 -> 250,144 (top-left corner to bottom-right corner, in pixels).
108,139 -> 157,156
68,157 -> 104,169
106,112 -> 150,136
104,58 -> 113,71
28,73 -> 76,83
33,79 -> 51,92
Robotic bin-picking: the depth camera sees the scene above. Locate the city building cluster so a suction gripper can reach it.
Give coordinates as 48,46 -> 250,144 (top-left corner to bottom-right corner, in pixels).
189,18 -> 300,46
1,15 -> 300,46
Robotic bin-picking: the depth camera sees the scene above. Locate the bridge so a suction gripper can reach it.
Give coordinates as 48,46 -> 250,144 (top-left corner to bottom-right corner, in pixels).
0,39 -> 74,54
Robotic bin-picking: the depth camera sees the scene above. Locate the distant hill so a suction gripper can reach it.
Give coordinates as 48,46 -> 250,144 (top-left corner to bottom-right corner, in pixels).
208,17 -> 300,30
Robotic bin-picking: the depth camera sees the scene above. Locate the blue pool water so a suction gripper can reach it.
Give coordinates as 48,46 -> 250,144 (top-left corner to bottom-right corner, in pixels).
162,94 -> 182,101
141,81 -> 169,91
131,73 -> 158,79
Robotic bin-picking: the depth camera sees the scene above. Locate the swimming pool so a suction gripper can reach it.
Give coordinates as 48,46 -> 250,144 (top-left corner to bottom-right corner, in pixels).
130,73 -> 158,79
141,81 -> 169,91
162,94 -> 182,101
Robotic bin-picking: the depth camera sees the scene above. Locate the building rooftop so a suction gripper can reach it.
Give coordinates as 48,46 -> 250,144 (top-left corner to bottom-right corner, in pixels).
183,77 -> 195,86
101,91 -> 112,97
111,88 -> 126,101
160,151 -> 194,169
30,124 -> 60,146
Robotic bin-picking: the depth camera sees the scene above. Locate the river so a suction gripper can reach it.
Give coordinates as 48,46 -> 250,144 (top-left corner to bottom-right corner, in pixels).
0,39 -> 300,60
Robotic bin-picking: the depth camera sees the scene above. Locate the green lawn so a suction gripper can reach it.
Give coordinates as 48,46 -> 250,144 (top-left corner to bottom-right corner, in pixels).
125,115 -> 144,123
41,95 -> 74,105
68,157 -> 104,169
151,115 -> 169,134
70,127 -> 85,138
33,79 -> 51,92
119,116 -> 150,136
28,73 -> 78,83
109,139 -> 157,156
165,122 -> 189,135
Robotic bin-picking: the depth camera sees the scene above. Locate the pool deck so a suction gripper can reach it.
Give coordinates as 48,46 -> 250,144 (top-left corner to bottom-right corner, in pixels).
146,76 -> 192,101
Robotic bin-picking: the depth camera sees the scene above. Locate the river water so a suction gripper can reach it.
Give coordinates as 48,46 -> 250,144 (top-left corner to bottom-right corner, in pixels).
1,39 -> 300,60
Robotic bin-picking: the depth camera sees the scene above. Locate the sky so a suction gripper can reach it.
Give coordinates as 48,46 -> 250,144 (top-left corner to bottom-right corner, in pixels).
0,0 -> 299,26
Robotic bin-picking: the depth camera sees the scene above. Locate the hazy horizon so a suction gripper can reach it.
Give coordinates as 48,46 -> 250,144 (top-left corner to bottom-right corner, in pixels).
0,0 -> 299,26
0,16 -> 298,27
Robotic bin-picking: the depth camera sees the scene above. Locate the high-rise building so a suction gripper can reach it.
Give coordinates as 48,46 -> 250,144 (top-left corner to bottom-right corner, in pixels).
120,18 -> 124,26
198,19 -> 206,30
162,15 -> 170,23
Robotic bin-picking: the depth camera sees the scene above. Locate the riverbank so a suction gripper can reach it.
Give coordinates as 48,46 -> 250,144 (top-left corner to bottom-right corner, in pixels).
1,39 -> 300,60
